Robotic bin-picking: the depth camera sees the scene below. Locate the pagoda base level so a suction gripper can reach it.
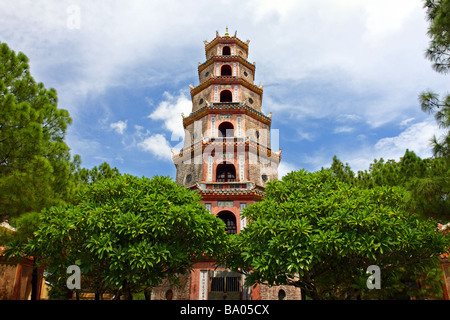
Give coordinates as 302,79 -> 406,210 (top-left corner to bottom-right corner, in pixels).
150,262 -> 302,300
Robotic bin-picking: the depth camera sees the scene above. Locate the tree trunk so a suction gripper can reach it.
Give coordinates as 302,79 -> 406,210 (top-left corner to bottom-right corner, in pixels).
30,257 -> 38,300
122,281 -> 133,300
144,288 -> 152,300
112,289 -> 121,300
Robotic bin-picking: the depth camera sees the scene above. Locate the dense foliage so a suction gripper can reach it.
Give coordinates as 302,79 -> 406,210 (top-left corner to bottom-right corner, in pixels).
227,170 -> 449,300
5,174 -> 228,299
423,0 -> 450,74
0,42 -> 73,218
330,151 -> 449,221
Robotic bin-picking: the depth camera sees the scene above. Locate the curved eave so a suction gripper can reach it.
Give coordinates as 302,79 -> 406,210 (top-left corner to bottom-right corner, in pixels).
198,55 -> 255,74
172,138 -> 282,164
188,183 -> 265,199
204,36 -> 249,55
190,77 -> 263,99
182,103 -> 271,127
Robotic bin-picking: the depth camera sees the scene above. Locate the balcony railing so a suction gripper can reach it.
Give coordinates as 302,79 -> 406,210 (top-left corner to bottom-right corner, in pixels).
203,136 -> 247,143
198,181 -> 255,190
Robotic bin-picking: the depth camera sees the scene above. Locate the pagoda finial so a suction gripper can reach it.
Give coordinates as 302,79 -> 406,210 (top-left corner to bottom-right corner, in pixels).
224,27 -> 230,37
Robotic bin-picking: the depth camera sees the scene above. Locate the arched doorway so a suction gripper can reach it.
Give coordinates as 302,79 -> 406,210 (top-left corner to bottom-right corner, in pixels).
221,65 -> 232,76
216,163 -> 236,182
222,46 -> 231,56
218,122 -> 234,137
217,210 -> 237,234
220,90 -> 232,102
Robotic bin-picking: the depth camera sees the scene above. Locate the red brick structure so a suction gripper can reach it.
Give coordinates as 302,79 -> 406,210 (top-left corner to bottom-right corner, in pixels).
438,223 -> 450,300
152,29 -> 301,300
0,222 -> 48,300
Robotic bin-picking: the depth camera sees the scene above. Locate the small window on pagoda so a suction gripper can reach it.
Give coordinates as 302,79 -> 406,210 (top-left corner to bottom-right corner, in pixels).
216,163 -> 236,182
220,90 -> 232,102
218,122 -> 234,137
222,46 -> 231,56
217,211 -> 237,234
221,65 -> 232,76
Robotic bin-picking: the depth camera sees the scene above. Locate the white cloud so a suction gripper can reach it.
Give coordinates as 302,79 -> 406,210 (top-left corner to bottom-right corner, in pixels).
110,120 -> 127,135
374,120 -> 444,160
340,119 -> 446,172
363,0 -> 419,39
3,0 -> 449,179
278,161 -> 298,178
334,126 -> 355,134
295,129 -> 315,142
399,118 -> 415,127
2,0 -> 447,126
137,133 -> 173,161
337,114 -> 362,123
148,91 -> 192,140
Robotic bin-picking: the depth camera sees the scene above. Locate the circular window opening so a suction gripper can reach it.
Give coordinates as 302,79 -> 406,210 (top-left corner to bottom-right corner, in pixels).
248,98 -> 254,104
205,71 -> 209,78
199,98 -> 204,105
185,174 -> 192,184
261,174 -> 268,182
244,71 -> 248,77
278,289 -> 286,300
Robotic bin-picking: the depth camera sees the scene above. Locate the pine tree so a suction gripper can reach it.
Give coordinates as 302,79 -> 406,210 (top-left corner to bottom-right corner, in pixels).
0,42 -> 73,219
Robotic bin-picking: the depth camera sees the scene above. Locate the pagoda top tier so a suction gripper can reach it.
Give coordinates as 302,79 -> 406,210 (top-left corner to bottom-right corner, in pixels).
203,28 -> 250,60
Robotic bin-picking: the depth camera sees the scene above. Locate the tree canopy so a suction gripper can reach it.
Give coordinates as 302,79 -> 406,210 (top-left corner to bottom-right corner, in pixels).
423,0 -> 450,74
420,0 -> 450,158
5,174 -> 228,299
0,42 -> 73,219
227,170 -> 450,300
330,150 -> 449,221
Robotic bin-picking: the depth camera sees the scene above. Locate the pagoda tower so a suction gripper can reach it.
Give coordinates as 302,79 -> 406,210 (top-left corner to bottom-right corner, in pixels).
152,29 -> 300,300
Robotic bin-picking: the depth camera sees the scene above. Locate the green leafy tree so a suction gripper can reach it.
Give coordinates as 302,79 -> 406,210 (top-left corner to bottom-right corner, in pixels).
419,91 -> 450,158
420,0 -> 450,157
407,157 -> 450,220
227,170 -> 449,300
0,42 -> 73,219
68,159 -> 122,206
423,0 -> 450,74
330,156 -> 355,185
330,150 -> 449,221
6,174 -> 228,300
76,161 -> 121,185
411,0 -> 450,222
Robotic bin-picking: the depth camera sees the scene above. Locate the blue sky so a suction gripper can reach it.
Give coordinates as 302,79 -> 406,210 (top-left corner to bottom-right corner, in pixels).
1,0 -> 448,179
